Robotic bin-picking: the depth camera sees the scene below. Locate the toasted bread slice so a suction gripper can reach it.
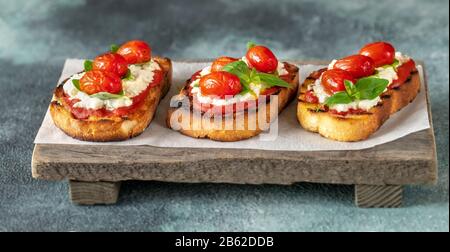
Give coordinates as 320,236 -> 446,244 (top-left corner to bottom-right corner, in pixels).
50,57 -> 172,142
166,62 -> 299,142
297,68 -> 420,141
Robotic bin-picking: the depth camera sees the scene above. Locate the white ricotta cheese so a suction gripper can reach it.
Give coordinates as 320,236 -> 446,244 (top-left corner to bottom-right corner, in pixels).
395,51 -> 411,65
375,66 -> 398,85
122,60 -> 160,97
200,66 -> 212,76
371,51 -> 411,85
312,78 -> 330,104
277,62 -> 289,76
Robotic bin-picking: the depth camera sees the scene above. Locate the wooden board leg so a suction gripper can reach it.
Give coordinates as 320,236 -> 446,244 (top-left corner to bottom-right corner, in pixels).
69,180 -> 121,205
355,185 -> 403,208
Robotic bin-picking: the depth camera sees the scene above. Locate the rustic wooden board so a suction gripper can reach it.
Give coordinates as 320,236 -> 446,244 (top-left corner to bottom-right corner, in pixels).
31,61 -> 438,206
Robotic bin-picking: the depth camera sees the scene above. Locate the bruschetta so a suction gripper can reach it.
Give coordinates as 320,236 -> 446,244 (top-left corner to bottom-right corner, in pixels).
167,42 -> 299,142
297,41 -> 420,141
50,40 -> 172,141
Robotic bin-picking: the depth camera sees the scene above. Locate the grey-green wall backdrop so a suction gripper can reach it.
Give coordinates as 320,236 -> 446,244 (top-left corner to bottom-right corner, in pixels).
0,0 -> 448,231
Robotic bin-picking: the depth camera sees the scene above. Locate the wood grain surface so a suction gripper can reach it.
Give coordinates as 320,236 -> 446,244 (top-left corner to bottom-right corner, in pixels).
69,181 -> 121,205
32,61 -> 437,195
355,185 -> 403,208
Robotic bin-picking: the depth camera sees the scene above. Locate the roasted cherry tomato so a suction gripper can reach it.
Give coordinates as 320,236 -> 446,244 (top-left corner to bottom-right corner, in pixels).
246,45 -> 278,73
117,40 -> 151,64
93,53 -> 129,77
359,41 -> 395,67
211,56 -> 238,72
79,70 -> 122,95
390,59 -> 417,89
333,55 -> 375,78
321,69 -> 356,94
199,71 -> 242,98
304,90 -> 319,104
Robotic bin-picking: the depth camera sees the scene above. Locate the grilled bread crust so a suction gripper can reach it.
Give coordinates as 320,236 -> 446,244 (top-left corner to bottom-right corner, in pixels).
50,57 -> 172,142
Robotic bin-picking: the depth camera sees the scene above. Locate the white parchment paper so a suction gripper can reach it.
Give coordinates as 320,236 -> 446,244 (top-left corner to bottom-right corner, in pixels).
34,59 -> 430,151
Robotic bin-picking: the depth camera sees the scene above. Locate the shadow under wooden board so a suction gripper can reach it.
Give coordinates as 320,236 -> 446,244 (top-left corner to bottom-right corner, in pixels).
31,60 -> 438,208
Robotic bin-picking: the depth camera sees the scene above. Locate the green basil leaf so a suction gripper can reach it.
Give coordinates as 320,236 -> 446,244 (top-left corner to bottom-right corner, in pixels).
84,60 -> 93,71
356,77 -> 389,100
255,72 -> 291,88
111,44 -> 120,53
223,60 -> 250,75
123,69 -> 133,80
324,91 -> 353,106
344,80 -> 360,99
222,60 -> 251,84
247,41 -> 256,50
391,59 -> 400,68
240,80 -> 252,94
344,80 -> 355,95
72,79 -> 81,90
90,92 -> 124,100
239,89 -> 250,96
249,68 -> 261,84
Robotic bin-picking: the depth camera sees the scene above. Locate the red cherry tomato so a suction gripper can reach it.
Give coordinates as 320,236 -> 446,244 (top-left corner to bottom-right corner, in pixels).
79,70 -> 122,95
117,40 -> 151,64
304,90 -> 319,104
359,41 -> 395,67
211,56 -> 238,72
390,59 -> 417,89
199,71 -> 242,98
93,53 -> 129,77
246,45 -> 278,73
333,55 -> 375,78
321,69 -> 356,94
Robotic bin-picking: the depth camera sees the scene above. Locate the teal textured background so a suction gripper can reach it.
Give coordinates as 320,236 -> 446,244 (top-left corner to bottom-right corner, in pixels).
0,0 -> 448,231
